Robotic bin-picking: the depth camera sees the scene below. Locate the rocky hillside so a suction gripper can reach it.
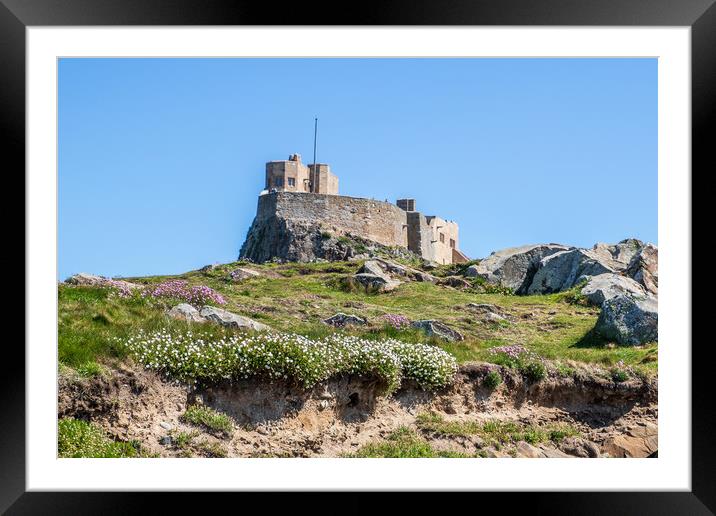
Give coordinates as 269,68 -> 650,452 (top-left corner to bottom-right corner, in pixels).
57,238 -> 657,458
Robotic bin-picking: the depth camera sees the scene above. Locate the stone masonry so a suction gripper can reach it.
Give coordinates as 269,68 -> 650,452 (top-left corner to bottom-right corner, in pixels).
240,155 -> 466,264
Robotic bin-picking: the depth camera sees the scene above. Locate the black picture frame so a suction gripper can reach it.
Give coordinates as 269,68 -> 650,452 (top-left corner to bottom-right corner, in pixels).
4,0 -> 711,512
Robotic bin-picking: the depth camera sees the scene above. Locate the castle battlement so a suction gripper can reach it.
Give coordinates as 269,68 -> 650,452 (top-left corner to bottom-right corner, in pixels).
241,155 -> 467,265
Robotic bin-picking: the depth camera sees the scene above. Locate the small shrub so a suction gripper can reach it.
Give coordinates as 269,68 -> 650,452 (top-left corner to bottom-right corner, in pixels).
320,231 -> 332,240
76,361 -> 105,378
58,418 -> 140,458
181,405 -> 233,435
519,360 -> 546,382
350,427 -> 471,458
488,345 -> 546,382
483,370 -> 502,390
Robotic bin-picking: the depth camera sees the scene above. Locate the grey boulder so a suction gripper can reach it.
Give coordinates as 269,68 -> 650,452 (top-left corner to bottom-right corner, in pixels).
352,273 -> 400,293
580,273 -> 647,306
167,303 -> 205,323
229,267 -> 261,281
471,244 -> 571,294
594,294 -> 658,345
65,273 -> 139,290
411,320 -> 464,342
199,306 -> 271,331
324,313 -> 367,327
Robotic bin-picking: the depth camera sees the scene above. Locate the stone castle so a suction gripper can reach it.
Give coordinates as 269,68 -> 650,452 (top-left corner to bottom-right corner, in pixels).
240,154 -> 469,265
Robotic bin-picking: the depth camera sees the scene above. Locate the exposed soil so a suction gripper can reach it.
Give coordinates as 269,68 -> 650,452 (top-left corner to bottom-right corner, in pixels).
59,363 -> 657,458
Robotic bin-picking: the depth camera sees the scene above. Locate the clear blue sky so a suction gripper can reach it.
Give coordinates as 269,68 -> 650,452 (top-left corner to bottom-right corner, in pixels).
59,58 -> 657,280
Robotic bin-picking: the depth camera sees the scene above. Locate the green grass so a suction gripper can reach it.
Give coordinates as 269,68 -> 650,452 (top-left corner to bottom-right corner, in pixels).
415,413 -> 580,446
59,260 -> 658,376
58,418 -> 147,458
181,405 -> 233,435
348,427 -> 474,458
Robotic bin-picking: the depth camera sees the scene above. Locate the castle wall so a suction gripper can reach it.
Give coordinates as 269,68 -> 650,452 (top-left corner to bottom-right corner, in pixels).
426,216 -> 459,265
406,212 -> 436,262
256,191 -> 407,248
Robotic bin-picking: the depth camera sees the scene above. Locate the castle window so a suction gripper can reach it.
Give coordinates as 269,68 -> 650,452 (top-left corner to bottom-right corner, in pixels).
274,177 -> 284,187
439,233 -> 445,243
287,177 -> 296,187
450,238 -> 455,249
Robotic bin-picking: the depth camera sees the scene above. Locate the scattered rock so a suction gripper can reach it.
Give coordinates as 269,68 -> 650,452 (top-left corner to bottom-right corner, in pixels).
411,320 -> 464,341
437,276 -> 472,289
580,273 -> 647,306
159,421 -> 174,431
65,273 -> 139,290
625,244 -> 658,295
601,422 -> 657,457
199,306 -> 271,331
352,273 -> 401,293
559,437 -> 600,458
324,313 -> 368,327
228,267 -> 261,281
167,303 -> 205,323
471,244 -> 571,294
199,264 -> 219,272
515,441 -> 542,458
358,260 -> 386,277
159,436 -> 173,446
595,294 -> 658,345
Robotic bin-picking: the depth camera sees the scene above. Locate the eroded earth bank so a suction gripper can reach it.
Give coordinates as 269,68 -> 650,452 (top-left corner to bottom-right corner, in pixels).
59,361 -> 657,458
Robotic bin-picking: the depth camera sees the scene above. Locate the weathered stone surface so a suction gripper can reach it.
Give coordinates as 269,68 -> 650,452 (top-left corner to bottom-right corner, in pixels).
464,264 -> 480,278
591,238 -> 645,270
358,260 -> 386,277
167,303 -> 205,323
626,244 -> 658,295
601,422 -> 657,458
437,276 -> 472,289
515,441 -> 542,458
580,273 -> 647,306
472,244 -> 572,294
595,294 -> 658,345
324,313 -> 367,327
228,267 -> 261,281
559,437 -> 600,458
411,320 -> 464,341
65,273 -> 139,290
352,273 -> 401,292
527,248 -> 618,295
412,270 -> 438,283
199,306 -> 271,331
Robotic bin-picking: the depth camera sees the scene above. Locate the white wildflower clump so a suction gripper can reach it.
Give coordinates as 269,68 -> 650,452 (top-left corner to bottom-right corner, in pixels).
120,330 -> 457,393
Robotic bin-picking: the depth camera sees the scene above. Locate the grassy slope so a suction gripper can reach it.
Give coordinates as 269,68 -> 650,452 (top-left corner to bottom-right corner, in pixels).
59,259 -> 657,376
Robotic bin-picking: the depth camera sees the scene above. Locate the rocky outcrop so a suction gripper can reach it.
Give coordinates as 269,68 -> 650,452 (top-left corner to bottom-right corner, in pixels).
324,313 -> 367,327
580,273 -> 647,306
625,244 -> 658,295
199,306 -> 271,331
594,294 -> 657,345
411,320 -> 464,341
470,244 -> 572,294
527,248 -> 617,294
